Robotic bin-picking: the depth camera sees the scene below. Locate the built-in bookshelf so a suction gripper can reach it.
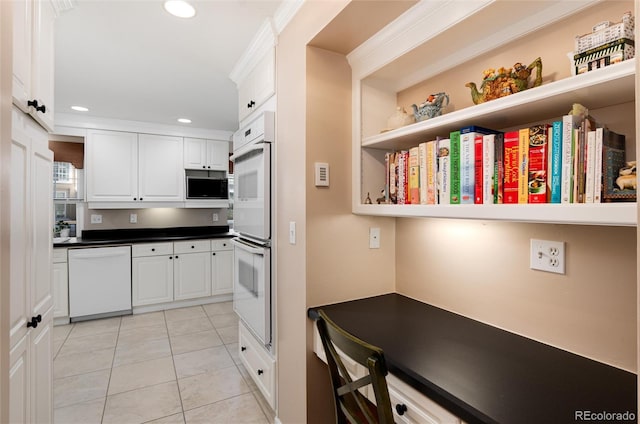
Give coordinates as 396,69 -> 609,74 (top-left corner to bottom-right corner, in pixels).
349,0 -> 637,227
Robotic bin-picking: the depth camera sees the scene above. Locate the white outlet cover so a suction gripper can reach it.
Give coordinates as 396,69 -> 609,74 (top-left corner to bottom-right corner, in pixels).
369,227 -> 380,249
90,214 -> 102,224
130,213 -> 137,224
530,239 -> 565,274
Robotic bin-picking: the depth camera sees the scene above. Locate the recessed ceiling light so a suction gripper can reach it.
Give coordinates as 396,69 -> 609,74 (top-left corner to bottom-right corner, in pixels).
178,118 -> 192,124
164,1 -> 196,18
71,105 -> 89,112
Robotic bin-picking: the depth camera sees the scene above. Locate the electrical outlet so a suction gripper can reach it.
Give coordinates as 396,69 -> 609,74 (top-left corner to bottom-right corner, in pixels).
129,213 -> 137,224
369,227 -> 380,249
530,239 -> 565,274
90,214 -> 102,224
289,221 -> 296,245
212,213 -> 219,222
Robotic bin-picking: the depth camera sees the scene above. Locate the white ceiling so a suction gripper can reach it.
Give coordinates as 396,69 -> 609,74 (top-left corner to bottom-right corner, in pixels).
54,0 -> 284,133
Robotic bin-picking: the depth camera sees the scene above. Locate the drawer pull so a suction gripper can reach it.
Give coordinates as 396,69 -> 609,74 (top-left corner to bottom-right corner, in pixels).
169,256 -> 173,260
395,404 -> 408,416
212,252 -> 216,256
27,314 -> 42,329
191,245 -> 195,249
257,369 -> 263,375
241,346 -> 247,352
151,248 -> 155,252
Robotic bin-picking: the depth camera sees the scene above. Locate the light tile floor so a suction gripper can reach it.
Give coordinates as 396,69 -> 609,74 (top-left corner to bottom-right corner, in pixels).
52,302 -> 276,424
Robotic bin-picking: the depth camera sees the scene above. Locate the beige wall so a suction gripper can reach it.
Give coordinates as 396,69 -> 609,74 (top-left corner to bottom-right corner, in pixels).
396,220 -> 636,372
80,206 -> 227,231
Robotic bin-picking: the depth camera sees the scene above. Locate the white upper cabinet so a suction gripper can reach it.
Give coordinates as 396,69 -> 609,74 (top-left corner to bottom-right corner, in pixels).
13,0 -> 56,132
184,137 -> 230,171
237,48 -> 275,121
85,130 -> 184,205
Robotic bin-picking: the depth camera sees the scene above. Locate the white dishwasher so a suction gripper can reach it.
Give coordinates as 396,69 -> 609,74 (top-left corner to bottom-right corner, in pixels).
68,245 -> 132,321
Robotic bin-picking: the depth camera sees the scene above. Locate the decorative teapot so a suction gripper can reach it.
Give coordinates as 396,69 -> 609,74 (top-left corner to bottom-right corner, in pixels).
465,57 -> 543,104
411,92 -> 449,122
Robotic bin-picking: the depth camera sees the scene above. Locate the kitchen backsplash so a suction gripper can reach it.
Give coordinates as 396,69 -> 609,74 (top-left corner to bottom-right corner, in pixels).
80,204 -> 228,231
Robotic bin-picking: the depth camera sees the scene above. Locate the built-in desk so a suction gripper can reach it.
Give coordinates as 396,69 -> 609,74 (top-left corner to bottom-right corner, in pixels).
308,294 -> 636,424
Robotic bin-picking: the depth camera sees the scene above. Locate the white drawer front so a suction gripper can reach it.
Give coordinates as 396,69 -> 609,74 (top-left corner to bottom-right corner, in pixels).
132,242 -> 173,257
388,375 -> 460,424
239,322 -> 275,409
53,248 -> 68,263
210,238 -> 232,251
174,239 -> 210,254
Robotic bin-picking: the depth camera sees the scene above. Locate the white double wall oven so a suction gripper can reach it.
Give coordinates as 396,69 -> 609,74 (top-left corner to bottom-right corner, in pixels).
231,111 -> 275,353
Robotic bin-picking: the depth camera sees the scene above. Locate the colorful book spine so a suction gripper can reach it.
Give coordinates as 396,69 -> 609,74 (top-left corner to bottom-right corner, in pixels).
482,133 -> 495,204
426,141 -> 437,204
584,130 -> 596,203
527,124 -> 549,204
493,133 -> 504,204
561,114 -> 582,203
418,142 -> 428,204
460,126 -> 494,204
503,131 -> 519,204
517,128 -> 529,203
549,121 -> 563,203
449,131 -> 461,204
389,152 -> 397,204
397,151 -> 407,205
408,147 -> 420,204
593,127 -> 603,203
474,134 -> 484,204
572,127 -> 580,203
437,138 -> 451,205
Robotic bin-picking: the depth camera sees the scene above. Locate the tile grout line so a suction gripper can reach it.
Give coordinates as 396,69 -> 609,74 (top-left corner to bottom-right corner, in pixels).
100,316 -> 123,424
165,307 -> 188,424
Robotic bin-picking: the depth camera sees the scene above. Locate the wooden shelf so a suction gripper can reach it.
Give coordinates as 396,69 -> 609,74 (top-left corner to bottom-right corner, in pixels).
353,202 -> 637,227
362,60 -> 635,151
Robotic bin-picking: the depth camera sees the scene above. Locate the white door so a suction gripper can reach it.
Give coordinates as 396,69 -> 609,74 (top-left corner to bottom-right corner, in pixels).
133,255 -> 174,306
30,0 -> 56,132
85,130 -> 138,202
138,134 -> 184,201
206,140 -> 229,171
12,0 -> 32,111
252,49 -> 275,108
212,250 -> 233,295
174,252 -> 211,300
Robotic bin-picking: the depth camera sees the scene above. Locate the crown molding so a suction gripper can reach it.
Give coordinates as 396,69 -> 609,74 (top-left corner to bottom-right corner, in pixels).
50,0 -> 75,15
272,0 -> 305,34
229,19 -> 276,85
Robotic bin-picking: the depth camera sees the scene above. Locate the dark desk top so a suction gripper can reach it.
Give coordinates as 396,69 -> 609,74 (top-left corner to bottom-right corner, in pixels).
54,226 -> 235,247
308,294 -> 637,424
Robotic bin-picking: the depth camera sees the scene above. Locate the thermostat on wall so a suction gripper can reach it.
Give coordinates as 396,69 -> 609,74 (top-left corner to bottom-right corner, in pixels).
315,162 -> 329,187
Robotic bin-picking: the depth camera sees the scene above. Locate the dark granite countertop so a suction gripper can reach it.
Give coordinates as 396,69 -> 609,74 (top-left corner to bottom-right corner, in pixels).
308,294 -> 637,424
54,226 -> 235,248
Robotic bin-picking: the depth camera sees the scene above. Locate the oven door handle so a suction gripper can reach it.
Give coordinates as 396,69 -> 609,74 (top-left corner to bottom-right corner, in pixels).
232,238 -> 266,255
230,143 -> 265,162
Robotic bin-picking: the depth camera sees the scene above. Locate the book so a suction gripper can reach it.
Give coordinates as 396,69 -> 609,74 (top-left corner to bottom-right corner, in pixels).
482,133 -> 496,204
389,151 -> 398,204
575,116 -> 595,203
408,147 -> 420,204
397,151 -> 407,205
437,138 -> 451,204
449,130 -> 461,204
503,131 -> 520,204
384,152 -> 391,204
593,127 -> 603,203
474,134 -> 484,204
561,114 -> 582,203
527,124 -> 549,204
548,121 -> 563,203
425,141 -> 437,204
601,128 -> 633,202
418,142 -> 428,204
584,130 -> 596,203
517,127 -> 529,203
493,133 -> 505,204
460,126 -> 494,204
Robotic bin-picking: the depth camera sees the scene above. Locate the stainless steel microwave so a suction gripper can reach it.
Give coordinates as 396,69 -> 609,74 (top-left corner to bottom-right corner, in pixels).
185,176 -> 229,199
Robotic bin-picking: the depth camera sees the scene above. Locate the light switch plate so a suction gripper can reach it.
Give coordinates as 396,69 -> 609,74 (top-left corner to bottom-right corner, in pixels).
314,162 -> 329,187
369,227 -> 380,249
90,214 -> 102,224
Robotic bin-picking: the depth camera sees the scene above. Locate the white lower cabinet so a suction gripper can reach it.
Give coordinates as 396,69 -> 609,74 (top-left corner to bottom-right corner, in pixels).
52,248 -> 68,320
174,240 -> 212,300
312,325 -> 461,424
211,239 -> 233,295
239,321 -> 276,409
132,242 -> 174,306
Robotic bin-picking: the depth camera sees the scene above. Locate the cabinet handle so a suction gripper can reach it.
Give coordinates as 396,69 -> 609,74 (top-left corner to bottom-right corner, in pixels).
250,100 -> 256,107
207,166 -> 211,169
27,99 -> 39,108
241,346 -> 247,352
212,252 -> 216,256
151,248 -> 155,252
175,255 -> 179,259
140,197 -> 143,201
395,404 -> 408,416
27,314 -> 42,329
257,369 -> 263,375
169,256 -> 173,259
133,197 -> 137,201
202,165 -> 206,169
191,245 -> 195,249
223,243 -> 226,247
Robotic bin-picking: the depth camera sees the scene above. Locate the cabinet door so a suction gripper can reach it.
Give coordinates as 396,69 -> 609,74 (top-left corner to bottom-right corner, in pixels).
52,262 -> 68,318
86,130 -> 138,202
9,335 -> 29,424
30,310 -> 53,424
30,0 -> 56,132
206,140 -> 230,171
138,134 -> 184,201
238,77 -> 254,121
132,255 -> 174,306
183,137 -> 207,170
12,0 -> 32,112
252,49 -> 275,108
174,252 -> 211,300
211,250 -> 233,295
